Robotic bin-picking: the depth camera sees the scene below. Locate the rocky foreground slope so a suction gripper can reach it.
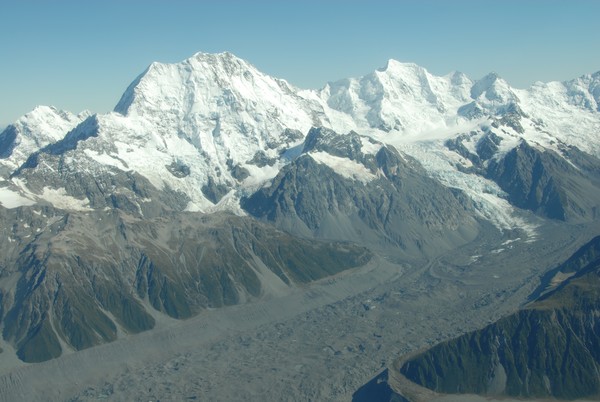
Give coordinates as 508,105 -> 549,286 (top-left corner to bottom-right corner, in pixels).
394,235 -> 600,400
0,208 -> 370,362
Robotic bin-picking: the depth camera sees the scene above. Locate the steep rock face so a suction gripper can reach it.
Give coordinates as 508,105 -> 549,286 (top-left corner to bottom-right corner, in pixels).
0,207 -> 370,362
242,128 -> 480,256
398,236 -> 600,400
486,141 -> 600,221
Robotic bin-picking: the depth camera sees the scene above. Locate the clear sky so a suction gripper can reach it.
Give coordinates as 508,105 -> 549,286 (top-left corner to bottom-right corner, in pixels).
1,0 -> 599,127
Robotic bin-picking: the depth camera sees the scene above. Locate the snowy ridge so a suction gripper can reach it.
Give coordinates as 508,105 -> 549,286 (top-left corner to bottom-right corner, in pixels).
515,77 -> 600,157
1,52 -> 599,234
0,106 -> 90,170
319,60 -> 473,134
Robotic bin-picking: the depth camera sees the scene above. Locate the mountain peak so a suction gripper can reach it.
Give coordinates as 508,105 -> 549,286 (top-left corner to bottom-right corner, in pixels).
471,72 -> 501,94
377,59 -> 428,78
143,51 -> 248,73
20,105 -> 72,123
470,71 -> 518,106
380,59 -> 419,70
0,105 -> 89,169
189,50 -> 245,64
561,70 -> 600,112
113,51 -> 275,117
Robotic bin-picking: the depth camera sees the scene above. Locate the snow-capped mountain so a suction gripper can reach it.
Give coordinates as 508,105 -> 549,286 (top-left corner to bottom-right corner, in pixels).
1,51 -> 600,364
107,51 -> 331,210
1,51 -> 599,225
0,52 -> 333,213
319,60 -> 473,133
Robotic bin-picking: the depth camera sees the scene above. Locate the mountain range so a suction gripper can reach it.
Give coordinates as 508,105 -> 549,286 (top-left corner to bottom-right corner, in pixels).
2,52 -> 599,221
0,51 -> 599,400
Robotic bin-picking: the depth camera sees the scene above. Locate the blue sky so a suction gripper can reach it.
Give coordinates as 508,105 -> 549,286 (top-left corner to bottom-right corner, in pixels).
1,0 -> 599,127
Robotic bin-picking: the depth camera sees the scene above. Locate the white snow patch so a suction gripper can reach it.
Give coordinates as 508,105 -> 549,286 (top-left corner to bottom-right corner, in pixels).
6,178 -> 93,212
242,163 -> 283,188
83,149 -> 129,171
0,186 -> 36,208
469,255 -> 481,264
393,118 -> 488,144
308,152 -> 376,183
360,137 -> 382,154
184,201 -> 204,212
502,238 -> 521,246
205,190 -> 247,216
40,187 -> 92,211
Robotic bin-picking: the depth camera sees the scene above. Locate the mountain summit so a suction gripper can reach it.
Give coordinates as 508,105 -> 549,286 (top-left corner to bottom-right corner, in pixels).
114,51 -> 319,131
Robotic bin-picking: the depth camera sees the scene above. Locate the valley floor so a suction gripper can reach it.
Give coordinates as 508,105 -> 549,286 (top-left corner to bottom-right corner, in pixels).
1,220 -> 598,402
